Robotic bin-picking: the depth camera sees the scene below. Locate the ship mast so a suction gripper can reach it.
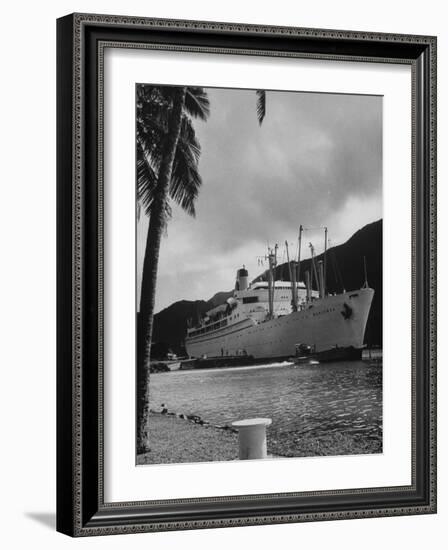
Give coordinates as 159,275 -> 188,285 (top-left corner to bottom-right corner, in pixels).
267,245 -> 277,318
305,270 -> 311,302
297,224 -> 303,299
323,226 -> 328,297
285,241 -> 298,311
363,255 -> 369,288
309,243 -> 321,296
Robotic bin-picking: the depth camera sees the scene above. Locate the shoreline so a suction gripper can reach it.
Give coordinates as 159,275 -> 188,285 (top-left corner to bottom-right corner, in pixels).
137,409 -> 382,465
150,353 -> 382,376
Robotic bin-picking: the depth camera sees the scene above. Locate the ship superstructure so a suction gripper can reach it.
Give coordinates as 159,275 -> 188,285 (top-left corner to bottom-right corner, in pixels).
185,228 -> 374,361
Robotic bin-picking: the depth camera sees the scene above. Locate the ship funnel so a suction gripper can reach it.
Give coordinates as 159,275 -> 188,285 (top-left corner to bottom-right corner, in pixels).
235,266 -> 249,291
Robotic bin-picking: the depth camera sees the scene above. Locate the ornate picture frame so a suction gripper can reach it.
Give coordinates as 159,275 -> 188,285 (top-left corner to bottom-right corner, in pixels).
57,13 -> 437,536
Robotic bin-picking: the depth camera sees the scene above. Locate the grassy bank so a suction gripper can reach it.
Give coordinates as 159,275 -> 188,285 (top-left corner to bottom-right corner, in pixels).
137,413 -> 238,465
269,429 -> 382,457
137,412 -> 382,465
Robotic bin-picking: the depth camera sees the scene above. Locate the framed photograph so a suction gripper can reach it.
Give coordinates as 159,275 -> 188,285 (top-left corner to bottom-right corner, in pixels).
57,13 -> 437,536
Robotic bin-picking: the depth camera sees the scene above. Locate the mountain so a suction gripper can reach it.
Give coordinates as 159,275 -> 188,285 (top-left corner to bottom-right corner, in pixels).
151,291 -> 233,356
151,219 -> 382,355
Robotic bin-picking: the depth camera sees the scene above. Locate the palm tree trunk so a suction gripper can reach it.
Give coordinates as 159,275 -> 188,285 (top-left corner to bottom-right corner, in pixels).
137,87 -> 187,454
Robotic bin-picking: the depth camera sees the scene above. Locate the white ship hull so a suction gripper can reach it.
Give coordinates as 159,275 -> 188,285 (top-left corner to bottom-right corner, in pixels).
185,288 -> 374,360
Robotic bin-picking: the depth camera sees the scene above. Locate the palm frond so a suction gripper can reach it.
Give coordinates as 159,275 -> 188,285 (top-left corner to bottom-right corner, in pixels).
184,87 -> 211,121
256,89 -> 266,125
170,154 -> 202,217
136,84 -> 208,220
169,116 -> 202,216
136,145 -> 157,215
137,98 -> 169,155
177,115 -> 201,163
137,143 -> 171,219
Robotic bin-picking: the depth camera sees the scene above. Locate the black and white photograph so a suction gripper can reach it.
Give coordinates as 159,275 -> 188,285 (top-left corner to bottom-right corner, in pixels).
1,0 -> 442,545
136,84 -> 383,465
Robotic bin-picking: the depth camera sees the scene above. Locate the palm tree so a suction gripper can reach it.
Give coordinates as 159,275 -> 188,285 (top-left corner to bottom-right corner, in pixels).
136,85 -> 210,452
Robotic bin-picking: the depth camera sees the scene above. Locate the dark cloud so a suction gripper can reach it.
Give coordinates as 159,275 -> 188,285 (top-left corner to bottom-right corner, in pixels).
137,86 -> 382,312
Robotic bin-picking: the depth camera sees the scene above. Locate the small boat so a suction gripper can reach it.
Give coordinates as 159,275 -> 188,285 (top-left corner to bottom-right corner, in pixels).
291,343 -> 364,364
291,343 -> 317,364
166,361 -> 181,371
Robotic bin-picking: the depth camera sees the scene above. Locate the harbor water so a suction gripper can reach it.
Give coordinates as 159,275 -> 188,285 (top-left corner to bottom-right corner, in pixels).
149,359 -> 383,457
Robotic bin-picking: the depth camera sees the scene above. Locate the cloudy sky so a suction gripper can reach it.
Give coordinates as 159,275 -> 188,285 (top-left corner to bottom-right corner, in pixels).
137,87 -> 382,313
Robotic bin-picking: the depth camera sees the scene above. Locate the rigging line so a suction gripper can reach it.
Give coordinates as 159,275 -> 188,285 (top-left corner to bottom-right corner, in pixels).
332,248 -> 345,292
330,251 -> 341,291
327,239 -> 340,292
337,259 -> 345,292
325,238 -> 335,291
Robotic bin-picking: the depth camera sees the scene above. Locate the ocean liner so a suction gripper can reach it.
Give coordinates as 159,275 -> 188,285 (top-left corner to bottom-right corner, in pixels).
185,229 -> 374,362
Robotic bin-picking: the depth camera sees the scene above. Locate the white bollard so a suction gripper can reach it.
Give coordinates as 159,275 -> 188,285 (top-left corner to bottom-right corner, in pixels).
231,418 -> 272,460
